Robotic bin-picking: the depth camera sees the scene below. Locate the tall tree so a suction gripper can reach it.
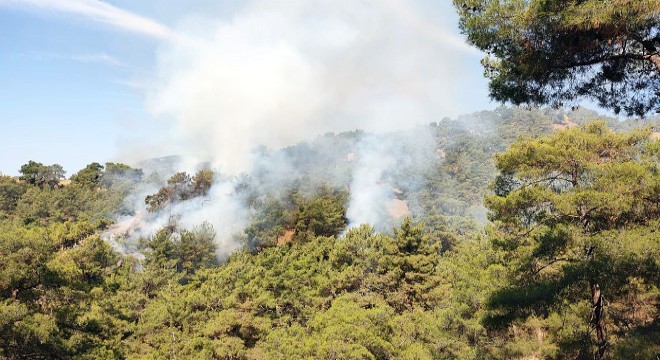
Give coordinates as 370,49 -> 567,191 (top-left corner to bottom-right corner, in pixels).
453,0 -> 660,116
19,161 -> 66,189
71,162 -> 104,188
484,122 -> 659,358
191,169 -> 215,197
145,172 -> 192,212
293,191 -> 348,241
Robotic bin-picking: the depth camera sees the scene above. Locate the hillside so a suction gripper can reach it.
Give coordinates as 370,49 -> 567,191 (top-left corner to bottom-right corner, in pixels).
0,106 -> 658,359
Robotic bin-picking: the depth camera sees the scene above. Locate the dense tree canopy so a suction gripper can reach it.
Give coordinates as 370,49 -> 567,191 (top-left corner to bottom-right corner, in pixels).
19,161 -> 66,189
71,162 -> 104,188
485,122 -> 659,358
454,0 -> 660,116
0,108 -> 657,359
0,176 -> 26,215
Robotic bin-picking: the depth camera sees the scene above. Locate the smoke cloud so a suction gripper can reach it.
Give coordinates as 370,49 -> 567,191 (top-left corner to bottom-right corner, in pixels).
104,167 -> 248,261
345,127 -> 437,231
146,0 -> 476,174
109,0 -> 482,256
346,135 -> 397,230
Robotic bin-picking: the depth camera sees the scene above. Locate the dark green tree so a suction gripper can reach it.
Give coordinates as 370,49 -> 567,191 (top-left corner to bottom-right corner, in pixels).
0,176 -> 27,215
244,197 -> 290,249
71,162 -> 104,188
453,0 -> 660,116
176,223 -> 218,274
484,122 -> 659,358
140,224 -> 218,277
19,161 -> 66,189
0,221 -> 119,359
144,172 -> 190,212
293,191 -> 348,241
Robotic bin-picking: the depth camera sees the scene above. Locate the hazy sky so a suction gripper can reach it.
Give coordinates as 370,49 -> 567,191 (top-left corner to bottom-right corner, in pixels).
0,0 -> 493,176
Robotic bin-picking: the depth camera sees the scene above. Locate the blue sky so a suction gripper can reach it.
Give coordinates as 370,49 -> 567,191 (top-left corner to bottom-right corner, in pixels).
0,0 -> 493,176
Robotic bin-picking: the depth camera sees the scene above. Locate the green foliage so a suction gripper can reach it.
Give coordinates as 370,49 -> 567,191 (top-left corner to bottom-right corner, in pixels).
103,162 -> 143,184
453,0 -> 660,116
15,184 -> 123,225
140,223 -> 218,279
191,168 -> 214,197
145,169 -> 215,212
244,196 -> 291,248
0,220 -> 122,359
1,107 -> 657,359
71,162 -> 104,188
123,221 -> 493,359
0,175 -> 26,216
484,122 -> 660,358
177,223 -> 218,274
293,189 -> 348,241
19,160 -> 66,189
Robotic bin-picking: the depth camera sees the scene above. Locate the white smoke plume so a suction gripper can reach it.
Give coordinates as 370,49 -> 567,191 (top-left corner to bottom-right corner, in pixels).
345,127 -> 437,231
103,172 -> 248,261
145,0 -> 477,174
109,0 -> 481,255
346,135 -> 396,230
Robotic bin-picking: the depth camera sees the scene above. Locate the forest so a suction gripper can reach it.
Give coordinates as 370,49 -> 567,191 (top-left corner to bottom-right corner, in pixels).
1,106 -> 658,359
2,0 -> 660,359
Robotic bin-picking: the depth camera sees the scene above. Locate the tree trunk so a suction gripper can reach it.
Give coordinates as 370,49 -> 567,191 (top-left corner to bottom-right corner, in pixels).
591,282 -> 607,359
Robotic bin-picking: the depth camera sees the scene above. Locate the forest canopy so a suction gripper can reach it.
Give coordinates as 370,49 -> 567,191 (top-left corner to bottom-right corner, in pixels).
0,107 -> 657,359
453,0 -> 660,116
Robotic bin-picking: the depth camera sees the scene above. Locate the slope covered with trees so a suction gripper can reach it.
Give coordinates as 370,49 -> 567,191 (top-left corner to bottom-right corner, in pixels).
0,107 -> 657,359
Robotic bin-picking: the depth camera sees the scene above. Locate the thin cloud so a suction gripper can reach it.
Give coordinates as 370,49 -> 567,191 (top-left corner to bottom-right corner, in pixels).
114,78 -> 150,90
19,51 -> 126,66
72,53 -> 125,66
0,0 -> 175,40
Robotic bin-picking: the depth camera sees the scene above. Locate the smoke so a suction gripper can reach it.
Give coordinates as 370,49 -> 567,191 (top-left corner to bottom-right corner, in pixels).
145,0 -> 475,174
103,173 -> 247,261
345,127 -> 436,231
346,135 -> 396,230
108,0 -> 481,256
